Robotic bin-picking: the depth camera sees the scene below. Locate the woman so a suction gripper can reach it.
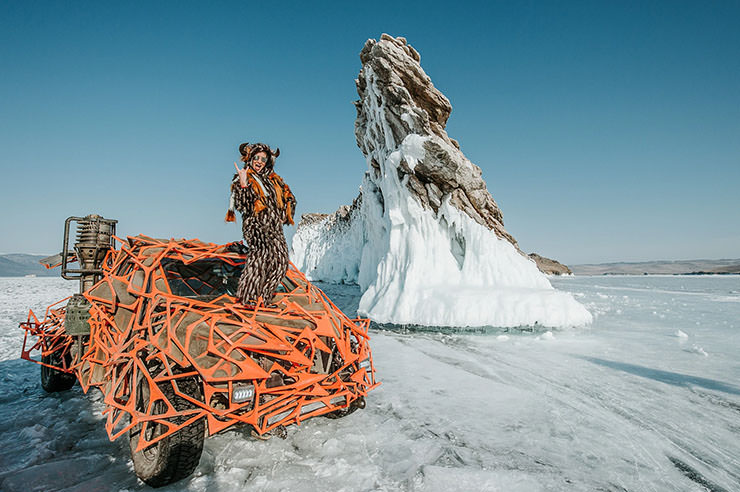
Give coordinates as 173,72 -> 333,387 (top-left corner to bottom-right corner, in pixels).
226,142 -> 296,305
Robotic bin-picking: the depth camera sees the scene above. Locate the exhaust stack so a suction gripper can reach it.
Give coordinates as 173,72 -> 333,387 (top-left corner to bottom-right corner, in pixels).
62,214 -> 117,293
60,214 -> 117,336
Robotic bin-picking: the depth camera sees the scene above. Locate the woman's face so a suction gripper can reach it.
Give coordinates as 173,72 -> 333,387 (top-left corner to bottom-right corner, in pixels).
250,152 -> 268,173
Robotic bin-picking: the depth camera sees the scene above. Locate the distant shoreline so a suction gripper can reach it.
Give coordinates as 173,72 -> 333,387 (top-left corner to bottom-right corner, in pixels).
2,253 -> 739,278
562,272 -> 740,277
570,258 -> 740,276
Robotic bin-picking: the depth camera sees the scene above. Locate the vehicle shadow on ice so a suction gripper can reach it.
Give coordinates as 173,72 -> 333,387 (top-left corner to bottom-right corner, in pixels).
0,358 -> 140,492
579,356 -> 740,397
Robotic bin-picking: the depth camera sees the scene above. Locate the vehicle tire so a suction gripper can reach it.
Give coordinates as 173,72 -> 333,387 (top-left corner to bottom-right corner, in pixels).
40,351 -> 76,393
129,376 -> 205,488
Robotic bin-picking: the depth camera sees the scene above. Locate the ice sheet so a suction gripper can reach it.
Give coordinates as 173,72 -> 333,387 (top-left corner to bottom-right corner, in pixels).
1,275 -> 739,491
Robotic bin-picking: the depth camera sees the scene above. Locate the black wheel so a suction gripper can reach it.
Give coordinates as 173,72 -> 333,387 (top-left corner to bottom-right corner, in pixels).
40,351 -> 76,392
325,395 -> 365,419
129,375 -> 205,488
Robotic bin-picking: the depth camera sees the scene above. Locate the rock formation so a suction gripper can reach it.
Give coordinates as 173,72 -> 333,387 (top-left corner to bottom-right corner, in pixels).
353,34 -> 518,247
529,253 -> 573,276
292,34 -> 592,328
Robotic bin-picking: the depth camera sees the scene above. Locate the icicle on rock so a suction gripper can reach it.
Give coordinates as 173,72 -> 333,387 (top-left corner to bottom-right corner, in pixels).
292,34 -> 592,328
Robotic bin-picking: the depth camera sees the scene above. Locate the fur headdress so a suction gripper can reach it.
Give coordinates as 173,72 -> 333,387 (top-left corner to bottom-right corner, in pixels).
239,142 -> 280,173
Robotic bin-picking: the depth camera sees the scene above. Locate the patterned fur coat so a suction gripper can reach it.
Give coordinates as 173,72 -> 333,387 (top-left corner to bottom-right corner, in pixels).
227,146 -> 296,304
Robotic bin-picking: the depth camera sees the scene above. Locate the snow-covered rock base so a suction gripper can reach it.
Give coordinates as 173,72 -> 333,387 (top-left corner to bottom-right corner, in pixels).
293,35 -> 591,328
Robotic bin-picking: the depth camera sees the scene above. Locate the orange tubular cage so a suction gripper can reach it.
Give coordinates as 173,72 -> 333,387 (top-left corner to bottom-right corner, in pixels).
21,235 -> 379,450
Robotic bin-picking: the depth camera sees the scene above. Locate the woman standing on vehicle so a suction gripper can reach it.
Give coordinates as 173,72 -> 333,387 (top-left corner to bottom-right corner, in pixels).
226,142 -> 296,305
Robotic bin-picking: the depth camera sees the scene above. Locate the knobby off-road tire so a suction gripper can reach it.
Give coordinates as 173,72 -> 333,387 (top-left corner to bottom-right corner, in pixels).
40,352 -> 76,392
129,376 -> 205,488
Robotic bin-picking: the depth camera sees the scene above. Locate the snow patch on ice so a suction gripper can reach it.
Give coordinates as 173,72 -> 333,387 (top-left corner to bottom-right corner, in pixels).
538,331 -> 556,341
686,345 -> 709,357
675,329 -> 689,339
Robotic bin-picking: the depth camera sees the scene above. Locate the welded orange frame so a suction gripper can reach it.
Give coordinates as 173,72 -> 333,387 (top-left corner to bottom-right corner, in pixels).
21,235 -> 379,450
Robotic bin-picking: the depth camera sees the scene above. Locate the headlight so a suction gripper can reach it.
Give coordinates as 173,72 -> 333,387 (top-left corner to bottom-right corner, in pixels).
232,384 -> 255,403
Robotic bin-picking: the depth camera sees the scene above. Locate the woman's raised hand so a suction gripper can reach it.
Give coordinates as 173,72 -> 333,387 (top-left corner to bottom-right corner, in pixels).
234,162 -> 248,188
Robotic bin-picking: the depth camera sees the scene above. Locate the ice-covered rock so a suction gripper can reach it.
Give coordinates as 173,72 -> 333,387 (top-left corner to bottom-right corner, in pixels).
292,34 -> 592,328
529,253 -> 573,276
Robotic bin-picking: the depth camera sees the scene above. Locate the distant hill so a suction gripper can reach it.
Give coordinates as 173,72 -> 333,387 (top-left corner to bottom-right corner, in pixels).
571,259 -> 740,276
0,254 -> 57,277
3,253 -> 739,277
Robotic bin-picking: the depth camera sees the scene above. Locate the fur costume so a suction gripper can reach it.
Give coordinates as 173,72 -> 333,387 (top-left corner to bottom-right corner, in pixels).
227,142 -> 296,304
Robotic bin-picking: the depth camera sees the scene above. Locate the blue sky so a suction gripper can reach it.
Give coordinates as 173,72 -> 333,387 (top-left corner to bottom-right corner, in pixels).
1,1 -> 738,264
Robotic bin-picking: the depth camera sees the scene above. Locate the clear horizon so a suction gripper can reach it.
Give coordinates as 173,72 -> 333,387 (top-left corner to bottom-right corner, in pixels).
1,1 -> 738,264
2,252 -> 740,268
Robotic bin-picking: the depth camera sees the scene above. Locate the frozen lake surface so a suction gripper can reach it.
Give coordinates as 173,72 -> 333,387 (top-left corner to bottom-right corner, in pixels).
1,275 -> 739,491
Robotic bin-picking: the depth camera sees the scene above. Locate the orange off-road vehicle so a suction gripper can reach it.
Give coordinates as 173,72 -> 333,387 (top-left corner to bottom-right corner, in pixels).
20,215 -> 378,487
